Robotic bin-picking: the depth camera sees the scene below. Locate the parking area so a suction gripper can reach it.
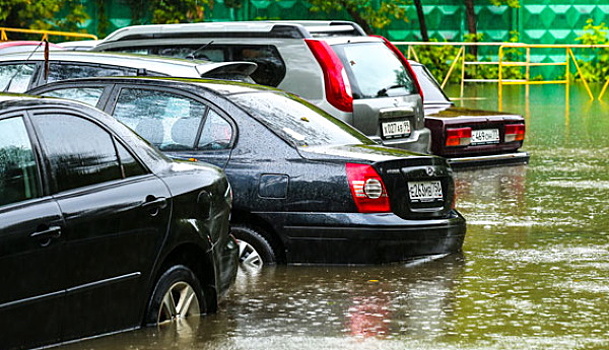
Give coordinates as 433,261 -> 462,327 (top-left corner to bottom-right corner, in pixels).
56,83 -> 609,350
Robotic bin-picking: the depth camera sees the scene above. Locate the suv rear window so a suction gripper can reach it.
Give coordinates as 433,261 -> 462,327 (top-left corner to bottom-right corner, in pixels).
108,44 -> 286,87
332,42 -> 416,100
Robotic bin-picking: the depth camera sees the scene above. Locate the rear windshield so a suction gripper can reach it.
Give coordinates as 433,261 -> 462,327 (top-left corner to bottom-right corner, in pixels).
229,91 -> 373,147
411,64 -> 451,103
332,42 -> 416,99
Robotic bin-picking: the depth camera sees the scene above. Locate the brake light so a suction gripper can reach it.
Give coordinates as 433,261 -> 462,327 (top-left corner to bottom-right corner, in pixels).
346,163 -> 391,213
505,124 -> 525,142
370,35 -> 424,103
304,39 -> 353,112
445,127 -> 472,147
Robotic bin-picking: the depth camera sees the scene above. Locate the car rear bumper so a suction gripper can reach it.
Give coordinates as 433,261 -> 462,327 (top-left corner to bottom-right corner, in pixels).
447,151 -> 530,169
257,210 -> 466,265
374,127 -> 432,154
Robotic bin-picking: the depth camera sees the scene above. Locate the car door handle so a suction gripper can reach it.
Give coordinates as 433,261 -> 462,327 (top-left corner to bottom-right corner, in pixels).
30,225 -> 62,247
142,196 -> 167,216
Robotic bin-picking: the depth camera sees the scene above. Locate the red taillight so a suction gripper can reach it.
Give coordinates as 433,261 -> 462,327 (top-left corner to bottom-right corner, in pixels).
346,163 -> 391,213
370,34 -> 424,103
304,39 -> 353,112
505,124 -> 525,142
445,127 -> 472,147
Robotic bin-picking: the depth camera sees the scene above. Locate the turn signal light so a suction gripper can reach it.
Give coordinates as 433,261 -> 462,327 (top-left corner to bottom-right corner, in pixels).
505,124 -> 525,142
305,39 -> 353,113
445,127 -> 472,147
346,163 -> 391,213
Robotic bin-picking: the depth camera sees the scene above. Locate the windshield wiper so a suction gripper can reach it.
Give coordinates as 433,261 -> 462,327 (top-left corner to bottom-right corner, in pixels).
376,84 -> 405,97
186,41 -> 214,60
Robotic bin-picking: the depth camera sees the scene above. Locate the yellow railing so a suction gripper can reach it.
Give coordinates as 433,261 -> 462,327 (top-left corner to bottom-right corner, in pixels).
393,41 -> 609,101
0,27 -> 97,42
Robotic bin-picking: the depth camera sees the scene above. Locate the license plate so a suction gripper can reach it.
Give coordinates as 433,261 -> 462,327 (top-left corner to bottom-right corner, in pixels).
382,120 -> 411,138
408,181 -> 443,202
471,128 -> 500,144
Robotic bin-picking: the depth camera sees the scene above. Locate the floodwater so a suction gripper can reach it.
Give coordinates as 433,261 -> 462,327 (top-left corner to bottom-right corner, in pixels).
64,83 -> 609,350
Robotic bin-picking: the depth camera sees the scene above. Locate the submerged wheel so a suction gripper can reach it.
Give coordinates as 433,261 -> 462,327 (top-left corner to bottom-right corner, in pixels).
231,225 -> 277,270
146,265 -> 205,327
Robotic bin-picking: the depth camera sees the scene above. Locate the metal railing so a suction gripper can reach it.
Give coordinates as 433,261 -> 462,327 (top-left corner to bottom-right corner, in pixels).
393,41 -> 609,101
0,27 -> 98,42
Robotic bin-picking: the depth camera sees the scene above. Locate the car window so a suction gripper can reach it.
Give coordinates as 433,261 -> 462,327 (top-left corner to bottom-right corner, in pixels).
113,88 -> 223,151
39,87 -> 105,106
0,63 -> 37,92
332,42 -> 415,99
46,63 -> 137,83
198,109 -> 232,150
230,91 -> 372,147
31,113 -> 131,193
0,116 -> 41,206
410,64 -> 451,103
109,44 -> 286,87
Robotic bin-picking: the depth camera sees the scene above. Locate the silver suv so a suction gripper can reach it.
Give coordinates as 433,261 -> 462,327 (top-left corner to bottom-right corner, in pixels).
93,21 -> 431,153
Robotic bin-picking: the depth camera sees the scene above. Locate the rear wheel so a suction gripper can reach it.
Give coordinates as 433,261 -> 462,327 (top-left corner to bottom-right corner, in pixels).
231,225 -> 277,270
145,265 -> 205,327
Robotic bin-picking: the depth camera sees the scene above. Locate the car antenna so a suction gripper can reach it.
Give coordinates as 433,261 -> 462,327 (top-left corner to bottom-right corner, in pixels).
2,40 -> 46,92
186,41 -> 214,60
43,38 -> 50,80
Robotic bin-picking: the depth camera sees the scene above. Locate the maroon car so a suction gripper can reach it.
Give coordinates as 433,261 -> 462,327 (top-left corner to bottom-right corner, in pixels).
409,60 -> 529,167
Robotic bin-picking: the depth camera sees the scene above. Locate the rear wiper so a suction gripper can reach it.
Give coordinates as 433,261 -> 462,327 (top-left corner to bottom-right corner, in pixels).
3,41 -> 45,92
186,41 -> 214,60
376,84 -> 405,97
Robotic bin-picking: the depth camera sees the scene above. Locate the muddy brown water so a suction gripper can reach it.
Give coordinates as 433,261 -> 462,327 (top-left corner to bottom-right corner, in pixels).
63,83 -> 609,350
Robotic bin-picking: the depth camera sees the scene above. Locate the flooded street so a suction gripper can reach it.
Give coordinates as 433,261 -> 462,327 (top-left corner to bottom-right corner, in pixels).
66,84 -> 609,350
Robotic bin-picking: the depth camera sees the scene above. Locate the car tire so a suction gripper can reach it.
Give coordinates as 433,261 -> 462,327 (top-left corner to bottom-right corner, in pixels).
231,224 -> 277,269
145,265 -> 205,327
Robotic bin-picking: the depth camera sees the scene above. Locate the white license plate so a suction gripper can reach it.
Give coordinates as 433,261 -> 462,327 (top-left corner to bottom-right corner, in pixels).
471,128 -> 500,144
382,120 -> 411,138
408,181 -> 443,202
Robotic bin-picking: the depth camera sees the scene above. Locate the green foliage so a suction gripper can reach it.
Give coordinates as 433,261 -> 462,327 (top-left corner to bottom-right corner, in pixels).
307,0 -> 410,34
575,19 -> 609,82
0,0 -> 88,32
150,0 -> 213,24
489,0 -> 520,8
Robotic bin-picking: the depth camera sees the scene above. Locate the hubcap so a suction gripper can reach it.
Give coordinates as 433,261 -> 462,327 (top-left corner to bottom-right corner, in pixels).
237,239 -> 263,270
157,281 -> 200,325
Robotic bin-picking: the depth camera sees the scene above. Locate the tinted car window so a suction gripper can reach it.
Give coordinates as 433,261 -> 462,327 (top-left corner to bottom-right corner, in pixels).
113,88 -> 211,151
0,116 -> 41,206
110,44 -> 285,87
333,42 -> 415,99
41,87 -> 105,106
198,109 -> 232,150
31,113 -> 123,192
0,63 -> 36,92
47,63 -> 136,83
231,91 -> 372,147
410,64 -> 450,103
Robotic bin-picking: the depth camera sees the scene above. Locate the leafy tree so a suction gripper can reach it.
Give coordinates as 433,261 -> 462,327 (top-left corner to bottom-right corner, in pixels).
0,0 -> 88,32
150,0 -> 212,24
575,19 -> 609,82
307,0 -> 410,35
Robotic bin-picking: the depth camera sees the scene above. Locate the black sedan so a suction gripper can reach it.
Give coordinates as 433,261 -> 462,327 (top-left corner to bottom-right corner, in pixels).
0,95 -> 237,350
28,77 -> 466,267
409,60 -> 529,167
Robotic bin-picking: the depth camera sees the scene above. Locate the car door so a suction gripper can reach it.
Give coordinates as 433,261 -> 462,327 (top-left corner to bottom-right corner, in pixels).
28,109 -> 172,340
0,114 -> 65,350
106,85 -> 234,168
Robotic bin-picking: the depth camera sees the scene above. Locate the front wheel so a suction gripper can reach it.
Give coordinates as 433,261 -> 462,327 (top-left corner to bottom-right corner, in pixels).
145,265 -> 205,327
231,225 -> 277,270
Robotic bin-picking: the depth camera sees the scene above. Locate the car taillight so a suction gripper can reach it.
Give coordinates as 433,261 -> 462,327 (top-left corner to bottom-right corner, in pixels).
304,39 -> 353,113
370,34 -> 424,103
346,163 -> 391,213
445,127 -> 472,147
505,124 -> 525,142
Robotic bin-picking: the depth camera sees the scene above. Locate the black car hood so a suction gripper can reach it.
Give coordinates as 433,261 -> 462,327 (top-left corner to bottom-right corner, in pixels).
297,143 -> 442,163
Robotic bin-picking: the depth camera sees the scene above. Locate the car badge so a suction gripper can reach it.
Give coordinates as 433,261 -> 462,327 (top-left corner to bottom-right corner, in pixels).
426,167 -> 435,177
393,99 -> 399,107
